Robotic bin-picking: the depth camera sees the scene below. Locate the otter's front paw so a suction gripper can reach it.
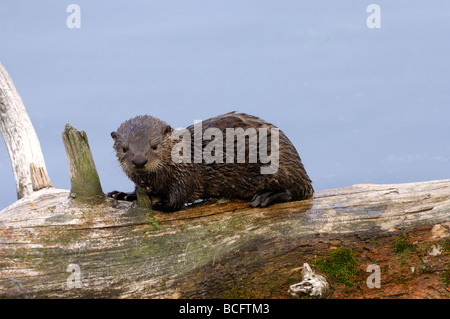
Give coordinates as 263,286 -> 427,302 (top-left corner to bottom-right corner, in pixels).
106,190 -> 137,201
250,190 -> 291,208
151,199 -> 168,211
152,199 -> 181,213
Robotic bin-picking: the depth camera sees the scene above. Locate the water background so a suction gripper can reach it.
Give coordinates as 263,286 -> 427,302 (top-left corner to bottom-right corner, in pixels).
1,1 -> 449,210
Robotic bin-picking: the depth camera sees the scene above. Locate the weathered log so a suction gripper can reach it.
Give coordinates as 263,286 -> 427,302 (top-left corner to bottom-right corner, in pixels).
0,179 -> 449,298
62,124 -> 104,203
0,61 -> 52,199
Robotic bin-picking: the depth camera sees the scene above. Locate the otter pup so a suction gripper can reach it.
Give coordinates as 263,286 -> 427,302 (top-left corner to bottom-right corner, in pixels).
107,112 -> 313,212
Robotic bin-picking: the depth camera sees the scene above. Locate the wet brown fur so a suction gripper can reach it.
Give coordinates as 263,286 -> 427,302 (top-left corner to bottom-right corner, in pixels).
111,112 -> 313,212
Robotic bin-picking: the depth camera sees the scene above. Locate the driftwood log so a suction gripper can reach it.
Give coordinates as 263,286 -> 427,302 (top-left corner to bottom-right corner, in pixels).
0,179 -> 449,298
0,62 -> 52,199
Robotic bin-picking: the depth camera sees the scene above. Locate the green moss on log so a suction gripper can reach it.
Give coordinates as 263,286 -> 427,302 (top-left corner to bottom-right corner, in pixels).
313,247 -> 360,286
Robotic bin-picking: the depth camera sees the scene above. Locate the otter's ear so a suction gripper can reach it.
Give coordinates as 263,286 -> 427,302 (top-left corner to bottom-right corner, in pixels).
163,125 -> 173,136
111,131 -> 120,140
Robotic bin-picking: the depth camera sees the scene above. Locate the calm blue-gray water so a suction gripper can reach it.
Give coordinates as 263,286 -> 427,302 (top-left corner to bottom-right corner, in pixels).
1,1 -> 449,210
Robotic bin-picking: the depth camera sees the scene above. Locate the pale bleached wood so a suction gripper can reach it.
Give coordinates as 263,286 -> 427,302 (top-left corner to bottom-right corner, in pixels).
0,179 -> 448,298
0,61 -> 52,199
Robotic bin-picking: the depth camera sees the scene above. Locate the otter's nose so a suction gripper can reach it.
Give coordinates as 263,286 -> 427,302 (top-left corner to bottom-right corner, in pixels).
131,155 -> 148,168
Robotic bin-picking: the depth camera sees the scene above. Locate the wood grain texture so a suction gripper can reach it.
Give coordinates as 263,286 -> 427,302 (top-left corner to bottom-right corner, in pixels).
1,179 -> 449,298
0,61 -> 52,199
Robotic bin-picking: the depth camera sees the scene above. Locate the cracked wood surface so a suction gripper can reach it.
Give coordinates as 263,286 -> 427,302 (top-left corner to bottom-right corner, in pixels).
0,179 -> 449,298
0,62 -> 52,199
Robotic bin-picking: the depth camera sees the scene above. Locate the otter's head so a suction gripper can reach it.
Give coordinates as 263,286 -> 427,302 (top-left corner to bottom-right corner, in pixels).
111,115 -> 174,179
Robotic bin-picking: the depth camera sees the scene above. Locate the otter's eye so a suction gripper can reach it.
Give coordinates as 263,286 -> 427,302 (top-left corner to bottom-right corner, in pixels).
122,147 -> 128,153
151,145 -> 158,151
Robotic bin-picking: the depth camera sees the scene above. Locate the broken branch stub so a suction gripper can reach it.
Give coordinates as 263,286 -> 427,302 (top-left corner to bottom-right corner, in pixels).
62,123 -> 104,203
136,187 -> 153,210
0,61 -> 53,199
